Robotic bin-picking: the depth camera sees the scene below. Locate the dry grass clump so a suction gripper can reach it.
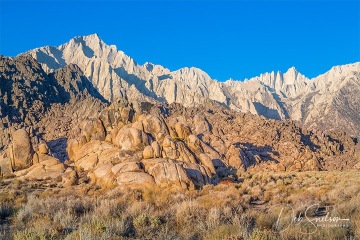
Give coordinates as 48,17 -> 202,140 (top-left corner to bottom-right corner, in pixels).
1,171 -> 359,239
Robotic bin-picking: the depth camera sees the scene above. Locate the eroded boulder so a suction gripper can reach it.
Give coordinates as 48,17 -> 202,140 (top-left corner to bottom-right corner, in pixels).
61,168 -> 78,187
174,122 -> 192,139
142,115 -> 169,143
16,154 -> 65,180
115,127 -> 150,151
116,172 -> 155,186
141,158 -> 195,190
193,114 -> 212,135
38,143 -> 49,155
143,145 -> 154,159
9,129 -> 34,171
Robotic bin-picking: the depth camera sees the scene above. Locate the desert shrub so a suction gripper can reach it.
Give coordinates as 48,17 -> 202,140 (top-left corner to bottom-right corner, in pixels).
16,205 -> 33,225
126,201 -> 153,218
280,224 -> 351,240
249,228 -> 278,240
263,190 -> 273,202
206,207 -> 221,229
66,198 -> 93,217
13,227 -> 57,240
133,212 -> 162,237
53,209 -> 78,233
92,199 -> 123,218
174,199 -> 202,227
250,185 -> 263,199
203,224 -> 243,240
255,212 -> 278,230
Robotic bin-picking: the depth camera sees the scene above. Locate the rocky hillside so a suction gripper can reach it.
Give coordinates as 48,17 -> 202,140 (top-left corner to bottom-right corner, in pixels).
0,54 -> 107,159
25,34 -> 360,136
0,68 -> 359,188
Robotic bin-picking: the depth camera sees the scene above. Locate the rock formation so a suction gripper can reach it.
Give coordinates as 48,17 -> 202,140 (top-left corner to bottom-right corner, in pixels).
45,96 -> 360,189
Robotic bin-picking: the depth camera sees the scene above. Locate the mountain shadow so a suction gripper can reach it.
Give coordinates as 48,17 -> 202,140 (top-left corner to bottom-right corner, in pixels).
253,102 -> 281,120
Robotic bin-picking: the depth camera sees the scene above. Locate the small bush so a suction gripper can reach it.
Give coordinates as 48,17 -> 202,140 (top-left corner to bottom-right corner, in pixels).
249,228 -> 278,240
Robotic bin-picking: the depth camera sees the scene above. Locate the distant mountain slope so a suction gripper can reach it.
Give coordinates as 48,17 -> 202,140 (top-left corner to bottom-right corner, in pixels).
24,34 -> 360,136
286,63 -> 360,135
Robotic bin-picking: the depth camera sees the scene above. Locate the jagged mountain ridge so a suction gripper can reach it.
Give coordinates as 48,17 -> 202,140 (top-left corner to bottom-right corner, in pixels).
24,33 -> 360,136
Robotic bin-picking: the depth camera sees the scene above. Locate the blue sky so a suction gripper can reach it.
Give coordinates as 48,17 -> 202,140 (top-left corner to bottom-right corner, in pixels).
0,0 -> 359,81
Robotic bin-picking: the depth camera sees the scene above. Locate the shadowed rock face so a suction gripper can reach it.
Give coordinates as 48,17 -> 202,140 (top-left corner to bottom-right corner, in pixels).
0,55 -> 106,123
0,55 -> 107,160
24,34 -> 360,136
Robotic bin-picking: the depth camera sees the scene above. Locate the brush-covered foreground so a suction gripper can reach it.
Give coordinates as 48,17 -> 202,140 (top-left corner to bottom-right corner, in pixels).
0,171 -> 359,240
